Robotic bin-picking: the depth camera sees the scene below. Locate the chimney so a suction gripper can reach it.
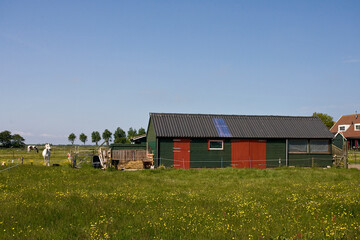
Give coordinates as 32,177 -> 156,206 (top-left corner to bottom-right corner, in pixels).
356,111 -> 358,119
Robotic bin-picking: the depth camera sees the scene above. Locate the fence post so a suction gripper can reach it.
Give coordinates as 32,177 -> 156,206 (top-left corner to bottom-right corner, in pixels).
221,157 -> 223,168
312,157 -> 314,168
279,158 -> 281,167
355,153 -> 357,164
344,140 -> 348,169
182,158 -> 184,169
73,154 -> 77,168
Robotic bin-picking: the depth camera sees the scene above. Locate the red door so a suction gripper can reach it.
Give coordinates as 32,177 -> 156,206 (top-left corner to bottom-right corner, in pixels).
231,139 -> 266,169
249,140 -> 266,169
173,139 -> 190,169
231,139 -> 250,168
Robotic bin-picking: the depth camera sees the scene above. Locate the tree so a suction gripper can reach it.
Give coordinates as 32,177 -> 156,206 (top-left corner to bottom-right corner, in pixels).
68,133 -> 76,145
79,133 -> 88,145
312,112 -> 335,130
138,127 -> 146,135
127,127 -> 137,139
114,127 -> 126,144
0,130 -> 12,147
91,131 -> 101,145
11,134 -> 25,147
102,129 -> 112,146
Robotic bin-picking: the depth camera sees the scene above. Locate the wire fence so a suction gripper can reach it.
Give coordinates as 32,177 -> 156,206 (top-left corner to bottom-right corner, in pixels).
155,157 -> 333,169
348,150 -> 360,164
0,158 -> 22,173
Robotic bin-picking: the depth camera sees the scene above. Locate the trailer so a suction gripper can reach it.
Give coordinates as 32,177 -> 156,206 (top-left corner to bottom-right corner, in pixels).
92,143 -> 153,169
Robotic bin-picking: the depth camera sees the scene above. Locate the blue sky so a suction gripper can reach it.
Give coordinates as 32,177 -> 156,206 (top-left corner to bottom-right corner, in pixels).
1,1 -> 359,144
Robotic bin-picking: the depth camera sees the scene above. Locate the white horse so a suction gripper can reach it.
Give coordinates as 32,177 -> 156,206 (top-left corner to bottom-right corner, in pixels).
27,145 -> 38,153
42,144 -> 51,166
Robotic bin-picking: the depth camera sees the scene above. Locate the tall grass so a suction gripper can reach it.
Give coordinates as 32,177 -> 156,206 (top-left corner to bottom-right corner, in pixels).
1,164 -> 360,239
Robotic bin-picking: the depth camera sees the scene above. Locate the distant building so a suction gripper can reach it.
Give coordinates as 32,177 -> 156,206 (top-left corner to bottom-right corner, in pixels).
330,113 -> 360,149
147,113 -> 334,169
130,134 -> 147,144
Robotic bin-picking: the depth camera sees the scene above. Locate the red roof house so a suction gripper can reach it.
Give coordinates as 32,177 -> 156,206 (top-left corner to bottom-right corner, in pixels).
330,114 -> 360,149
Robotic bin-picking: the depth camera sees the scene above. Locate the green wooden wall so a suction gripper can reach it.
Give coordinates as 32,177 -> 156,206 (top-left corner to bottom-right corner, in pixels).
110,144 -> 146,150
333,134 -> 344,149
158,138 -> 173,168
148,134 -> 333,168
289,154 -> 332,167
190,139 -> 231,168
266,139 -> 286,168
146,119 -> 157,166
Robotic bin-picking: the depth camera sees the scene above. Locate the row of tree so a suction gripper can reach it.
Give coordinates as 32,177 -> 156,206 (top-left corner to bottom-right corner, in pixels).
68,127 -> 146,145
0,131 -> 26,148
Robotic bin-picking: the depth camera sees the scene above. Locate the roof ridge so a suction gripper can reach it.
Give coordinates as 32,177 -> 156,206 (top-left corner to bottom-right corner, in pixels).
150,112 -> 315,119
340,114 -> 359,117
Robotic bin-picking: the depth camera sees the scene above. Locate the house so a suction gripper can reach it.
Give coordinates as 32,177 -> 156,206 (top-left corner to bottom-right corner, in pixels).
146,113 -> 334,169
130,134 -> 147,144
330,113 -> 360,150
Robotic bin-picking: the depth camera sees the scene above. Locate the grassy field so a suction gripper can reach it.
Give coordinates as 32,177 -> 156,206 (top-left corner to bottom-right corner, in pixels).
1,158 -> 360,239
0,145 -> 97,167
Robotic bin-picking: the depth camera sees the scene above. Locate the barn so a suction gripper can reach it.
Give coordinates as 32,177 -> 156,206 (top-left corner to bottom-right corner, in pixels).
146,113 -> 334,169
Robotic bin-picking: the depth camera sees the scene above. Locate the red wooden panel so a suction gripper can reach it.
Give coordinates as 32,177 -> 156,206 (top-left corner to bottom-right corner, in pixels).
231,139 -> 250,168
250,140 -> 267,169
173,139 -> 190,169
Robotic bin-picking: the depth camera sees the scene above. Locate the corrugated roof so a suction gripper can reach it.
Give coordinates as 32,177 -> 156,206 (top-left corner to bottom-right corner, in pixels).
150,113 -> 334,139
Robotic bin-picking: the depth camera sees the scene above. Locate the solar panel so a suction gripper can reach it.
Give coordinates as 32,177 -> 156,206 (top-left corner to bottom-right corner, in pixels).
213,118 -> 232,137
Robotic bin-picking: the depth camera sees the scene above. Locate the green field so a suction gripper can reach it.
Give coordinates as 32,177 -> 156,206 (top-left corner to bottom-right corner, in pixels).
0,145 -> 97,167
1,156 -> 360,239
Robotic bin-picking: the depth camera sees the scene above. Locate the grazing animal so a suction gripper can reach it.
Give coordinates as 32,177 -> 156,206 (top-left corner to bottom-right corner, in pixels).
42,144 -> 51,166
27,145 -> 38,153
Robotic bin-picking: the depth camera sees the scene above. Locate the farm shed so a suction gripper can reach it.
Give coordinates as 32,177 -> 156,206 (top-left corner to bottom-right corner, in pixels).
146,113 -> 334,169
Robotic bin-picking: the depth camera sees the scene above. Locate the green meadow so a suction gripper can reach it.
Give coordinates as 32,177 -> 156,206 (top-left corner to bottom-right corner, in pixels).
1,147 -> 360,239
0,145 -> 97,167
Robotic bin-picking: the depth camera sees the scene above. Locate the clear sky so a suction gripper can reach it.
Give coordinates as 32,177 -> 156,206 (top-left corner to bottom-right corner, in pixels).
1,1 -> 359,144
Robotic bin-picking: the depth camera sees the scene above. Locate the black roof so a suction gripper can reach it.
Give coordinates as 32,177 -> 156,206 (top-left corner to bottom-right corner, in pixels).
150,113 -> 334,139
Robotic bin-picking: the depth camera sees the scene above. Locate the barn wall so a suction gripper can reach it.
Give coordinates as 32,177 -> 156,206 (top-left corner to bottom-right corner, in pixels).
146,119 -> 157,166
111,144 -> 146,150
158,138 -> 173,168
289,154 -> 332,167
190,139 -> 231,168
288,139 -> 332,167
266,139 -> 286,168
333,134 -> 344,149
149,135 -> 333,169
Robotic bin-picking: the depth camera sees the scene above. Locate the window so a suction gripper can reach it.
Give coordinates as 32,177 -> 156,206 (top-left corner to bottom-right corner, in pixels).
355,124 -> 360,131
339,125 -> 350,132
208,140 -> 224,150
289,140 -> 308,153
310,140 -> 330,153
